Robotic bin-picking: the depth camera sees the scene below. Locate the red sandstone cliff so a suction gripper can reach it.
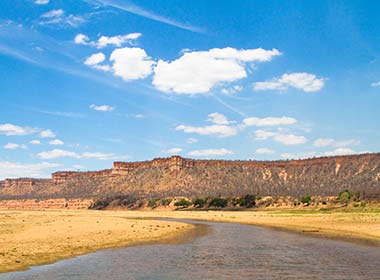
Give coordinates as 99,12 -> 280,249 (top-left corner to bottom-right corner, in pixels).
0,154 -> 380,200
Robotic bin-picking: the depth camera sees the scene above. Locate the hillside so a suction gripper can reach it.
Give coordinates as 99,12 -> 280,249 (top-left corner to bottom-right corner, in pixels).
0,154 -> 380,200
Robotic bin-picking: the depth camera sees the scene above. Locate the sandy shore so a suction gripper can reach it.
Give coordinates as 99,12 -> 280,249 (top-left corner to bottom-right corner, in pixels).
117,209 -> 380,244
2,209 -> 379,273
0,210 -> 192,273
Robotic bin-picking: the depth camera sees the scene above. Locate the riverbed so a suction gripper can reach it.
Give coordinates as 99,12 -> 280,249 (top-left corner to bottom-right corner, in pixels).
1,219 -> 379,280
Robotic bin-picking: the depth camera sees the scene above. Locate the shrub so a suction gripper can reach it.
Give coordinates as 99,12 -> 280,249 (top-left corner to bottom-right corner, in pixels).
148,198 -> 160,208
338,189 -> 352,203
301,196 -> 312,204
232,195 -> 256,207
193,198 -> 206,208
161,198 -> 172,206
174,198 -> 192,208
209,197 -> 228,208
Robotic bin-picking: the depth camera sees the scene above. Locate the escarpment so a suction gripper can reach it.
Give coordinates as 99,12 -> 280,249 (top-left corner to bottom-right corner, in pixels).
1,154 -> 380,203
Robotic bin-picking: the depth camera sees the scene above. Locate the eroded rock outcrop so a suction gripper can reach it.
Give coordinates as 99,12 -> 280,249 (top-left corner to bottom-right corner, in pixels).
0,154 -> 379,203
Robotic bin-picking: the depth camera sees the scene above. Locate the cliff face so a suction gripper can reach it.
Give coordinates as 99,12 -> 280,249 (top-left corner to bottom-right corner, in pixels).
0,154 -> 380,200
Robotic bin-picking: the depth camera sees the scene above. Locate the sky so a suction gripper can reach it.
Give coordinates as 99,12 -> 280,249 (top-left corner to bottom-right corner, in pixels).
0,0 -> 379,179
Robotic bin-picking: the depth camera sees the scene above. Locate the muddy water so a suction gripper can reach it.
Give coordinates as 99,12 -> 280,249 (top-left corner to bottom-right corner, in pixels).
1,219 -> 380,280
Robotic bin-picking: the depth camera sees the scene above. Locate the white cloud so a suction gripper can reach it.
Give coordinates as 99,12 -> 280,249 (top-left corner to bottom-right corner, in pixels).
255,148 -> 275,155
188,148 -> 234,157
323,148 -> 356,156
39,9 -> 84,27
254,129 -> 307,145
89,104 -> 114,112
39,129 -> 55,138
84,52 -> 105,65
221,85 -> 243,95
0,161 -> 61,179
49,139 -> 64,145
242,116 -> 297,127
313,138 -> 360,148
74,33 -> 141,48
74,33 -> 90,45
281,151 -> 318,159
371,81 -> 380,87
35,0 -> 49,4
176,124 -> 237,138
134,114 -> 145,119
30,140 -> 41,145
161,148 -> 183,154
254,72 -> 325,92
274,133 -> 308,145
0,123 -> 36,136
37,149 -> 115,160
72,164 -> 85,170
96,33 -> 141,48
153,47 -> 281,94
186,138 -> 198,144
207,112 -> 232,125
41,9 -> 64,18
3,143 -> 27,150
110,47 -> 155,81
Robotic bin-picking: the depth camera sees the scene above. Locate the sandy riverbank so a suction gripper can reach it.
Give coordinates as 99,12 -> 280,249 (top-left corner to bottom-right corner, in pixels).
117,209 -> 380,244
0,210 -> 192,273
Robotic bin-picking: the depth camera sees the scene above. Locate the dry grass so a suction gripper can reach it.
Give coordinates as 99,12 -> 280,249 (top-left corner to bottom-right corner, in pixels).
0,210 -> 192,273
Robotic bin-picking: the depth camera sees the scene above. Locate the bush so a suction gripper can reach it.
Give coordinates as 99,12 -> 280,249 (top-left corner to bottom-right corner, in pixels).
338,189 -> 352,203
174,198 -> 192,208
161,198 -> 172,206
232,195 -> 256,207
193,198 -> 206,208
301,196 -> 312,204
148,198 -> 160,208
209,197 -> 228,208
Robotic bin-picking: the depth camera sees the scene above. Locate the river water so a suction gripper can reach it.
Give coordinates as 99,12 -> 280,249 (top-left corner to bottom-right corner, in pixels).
1,219 -> 380,280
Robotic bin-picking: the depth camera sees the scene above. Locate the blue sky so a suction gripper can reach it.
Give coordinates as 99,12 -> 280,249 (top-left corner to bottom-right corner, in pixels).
0,0 -> 379,178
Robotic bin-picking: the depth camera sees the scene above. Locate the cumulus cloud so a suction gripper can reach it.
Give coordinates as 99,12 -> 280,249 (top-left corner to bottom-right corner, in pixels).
97,33 -> 141,48
49,139 -> 64,145
74,33 -> 141,48
254,129 -> 307,145
37,149 -> 115,160
188,148 -> 234,157
3,143 -> 27,150
254,72 -> 325,92
161,148 -> 183,154
0,123 -> 36,136
30,140 -> 41,145
242,116 -> 297,127
89,104 -> 114,112
153,47 -> 281,94
313,138 -> 360,148
0,161 -> 61,179
110,47 -> 155,81
39,129 -> 55,138
255,148 -> 275,155
84,53 -> 111,72
207,112 -> 233,125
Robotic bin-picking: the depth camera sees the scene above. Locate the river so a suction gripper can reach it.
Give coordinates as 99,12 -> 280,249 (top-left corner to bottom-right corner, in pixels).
1,219 -> 379,280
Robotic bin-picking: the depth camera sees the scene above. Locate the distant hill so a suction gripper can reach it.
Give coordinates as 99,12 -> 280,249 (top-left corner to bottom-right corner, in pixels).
1,153 -> 380,200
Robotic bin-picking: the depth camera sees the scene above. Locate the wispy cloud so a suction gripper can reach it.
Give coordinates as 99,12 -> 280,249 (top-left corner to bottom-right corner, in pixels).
94,0 -> 204,33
